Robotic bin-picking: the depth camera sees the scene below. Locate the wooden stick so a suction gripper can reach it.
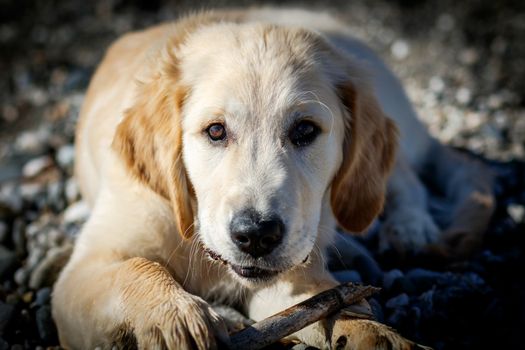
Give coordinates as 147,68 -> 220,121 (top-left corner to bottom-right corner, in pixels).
229,283 -> 379,350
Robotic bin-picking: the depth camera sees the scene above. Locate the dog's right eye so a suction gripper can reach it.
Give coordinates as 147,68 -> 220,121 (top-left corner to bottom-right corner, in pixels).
206,123 -> 227,142
289,120 -> 320,147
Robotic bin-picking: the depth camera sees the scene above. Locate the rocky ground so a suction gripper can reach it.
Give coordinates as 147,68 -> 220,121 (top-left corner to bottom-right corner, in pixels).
0,1 -> 524,349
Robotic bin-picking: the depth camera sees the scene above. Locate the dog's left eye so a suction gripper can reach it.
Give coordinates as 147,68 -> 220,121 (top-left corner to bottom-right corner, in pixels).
289,120 -> 320,147
206,123 -> 227,142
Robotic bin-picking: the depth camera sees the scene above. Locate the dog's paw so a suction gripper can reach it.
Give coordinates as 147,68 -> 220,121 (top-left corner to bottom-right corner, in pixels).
330,318 -> 430,350
379,207 -> 440,254
119,288 -> 228,349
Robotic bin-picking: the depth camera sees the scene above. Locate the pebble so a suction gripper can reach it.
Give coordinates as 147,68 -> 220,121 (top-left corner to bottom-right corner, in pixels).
331,270 -> 362,283
22,156 -> 53,178
436,13 -> 455,32
456,87 -> 472,105
386,293 -> 410,309
13,268 -> 29,286
56,144 -> 75,169
429,76 -> 445,93
14,131 -> 46,154
0,246 -> 17,280
35,305 -> 57,342
369,298 -> 384,323
329,233 -> 382,284
391,40 -> 410,60
11,219 -> 26,257
507,204 -> 524,223
0,183 -> 22,213
62,201 -> 90,224
382,269 -> 403,291
29,244 -> 73,289
19,183 -> 44,200
0,222 -> 7,243
0,302 -> 15,335
65,178 -> 79,203
34,288 -> 52,307
405,268 -> 443,291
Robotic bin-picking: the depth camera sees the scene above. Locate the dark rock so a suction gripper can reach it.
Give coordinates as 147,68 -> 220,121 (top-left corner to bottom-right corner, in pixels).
0,302 -> 15,336
368,298 -> 384,323
386,293 -> 410,309
0,338 -> 7,350
405,268 -> 443,292
11,219 -> 25,258
387,308 -> 407,327
0,246 -> 17,280
331,270 -> 362,284
35,305 -> 58,343
382,269 -> 403,290
353,254 -> 383,286
33,288 -> 51,307
328,234 -> 382,284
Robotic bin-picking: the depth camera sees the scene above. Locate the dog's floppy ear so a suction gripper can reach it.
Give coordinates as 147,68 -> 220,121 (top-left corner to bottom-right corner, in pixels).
331,80 -> 398,233
112,48 -> 195,239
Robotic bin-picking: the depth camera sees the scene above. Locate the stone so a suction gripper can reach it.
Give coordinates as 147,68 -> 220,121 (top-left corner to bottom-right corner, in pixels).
0,246 -> 17,280
29,244 -> 73,289
22,156 -> 53,178
507,204 -> 524,223
382,269 -> 403,291
0,183 -> 22,213
65,178 -> 79,203
62,201 -> 90,224
56,144 -> 75,169
0,222 -> 7,243
391,40 -> 410,60
405,268 -> 443,291
35,305 -> 58,342
11,219 -> 26,257
386,293 -> 410,309
34,288 -> 51,307
13,267 -> 28,286
0,301 -> 15,336
331,270 -> 362,284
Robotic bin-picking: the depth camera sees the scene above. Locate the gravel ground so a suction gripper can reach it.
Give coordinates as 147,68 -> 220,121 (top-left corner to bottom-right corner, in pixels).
1,1 -> 524,349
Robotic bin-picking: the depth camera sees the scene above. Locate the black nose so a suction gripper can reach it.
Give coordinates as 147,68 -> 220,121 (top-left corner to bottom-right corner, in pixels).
230,209 -> 284,258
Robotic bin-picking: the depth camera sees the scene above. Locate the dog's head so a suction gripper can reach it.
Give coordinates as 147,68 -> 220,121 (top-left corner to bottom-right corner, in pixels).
113,21 -> 397,284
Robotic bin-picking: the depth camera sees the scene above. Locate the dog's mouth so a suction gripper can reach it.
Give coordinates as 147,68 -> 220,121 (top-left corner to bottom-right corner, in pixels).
203,247 -> 285,281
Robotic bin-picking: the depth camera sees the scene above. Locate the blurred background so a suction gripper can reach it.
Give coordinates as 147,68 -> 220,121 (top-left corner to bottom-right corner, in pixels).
0,1 -> 524,349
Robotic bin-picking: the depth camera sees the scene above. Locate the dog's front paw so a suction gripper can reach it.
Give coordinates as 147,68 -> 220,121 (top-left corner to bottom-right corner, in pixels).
330,317 -> 429,350
121,292 -> 228,349
379,208 -> 440,254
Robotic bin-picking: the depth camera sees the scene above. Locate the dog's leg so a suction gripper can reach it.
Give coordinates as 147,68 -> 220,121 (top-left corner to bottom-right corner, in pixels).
52,190 -> 228,350
53,252 -> 228,349
424,142 -> 495,257
380,156 -> 440,254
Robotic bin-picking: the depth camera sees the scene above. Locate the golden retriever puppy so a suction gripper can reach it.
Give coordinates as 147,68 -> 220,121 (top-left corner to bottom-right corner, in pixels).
52,8 -> 493,349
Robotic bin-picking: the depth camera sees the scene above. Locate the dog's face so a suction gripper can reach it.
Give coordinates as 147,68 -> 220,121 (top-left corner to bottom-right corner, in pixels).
180,25 -> 346,281
113,23 -> 397,285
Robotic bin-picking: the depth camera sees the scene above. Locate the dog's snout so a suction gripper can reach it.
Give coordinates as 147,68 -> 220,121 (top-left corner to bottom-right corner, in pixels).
230,209 -> 284,258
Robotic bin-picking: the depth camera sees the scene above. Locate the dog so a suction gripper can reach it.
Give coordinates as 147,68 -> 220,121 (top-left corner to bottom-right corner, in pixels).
52,8 -> 494,349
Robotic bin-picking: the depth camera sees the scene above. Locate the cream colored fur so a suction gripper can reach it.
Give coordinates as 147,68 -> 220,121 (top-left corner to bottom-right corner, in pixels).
52,8 -> 492,350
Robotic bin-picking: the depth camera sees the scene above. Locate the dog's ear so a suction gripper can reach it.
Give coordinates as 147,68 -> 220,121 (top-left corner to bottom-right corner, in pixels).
112,49 -> 195,239
330,80 -> 398,233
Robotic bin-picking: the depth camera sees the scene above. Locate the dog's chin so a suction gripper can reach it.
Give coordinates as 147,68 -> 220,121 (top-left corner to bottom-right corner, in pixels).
203,247 -> 308,285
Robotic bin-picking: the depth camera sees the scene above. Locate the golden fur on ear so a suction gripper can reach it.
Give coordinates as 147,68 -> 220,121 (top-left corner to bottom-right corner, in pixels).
112,47 -> 195,239
331,81 -> 398,233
